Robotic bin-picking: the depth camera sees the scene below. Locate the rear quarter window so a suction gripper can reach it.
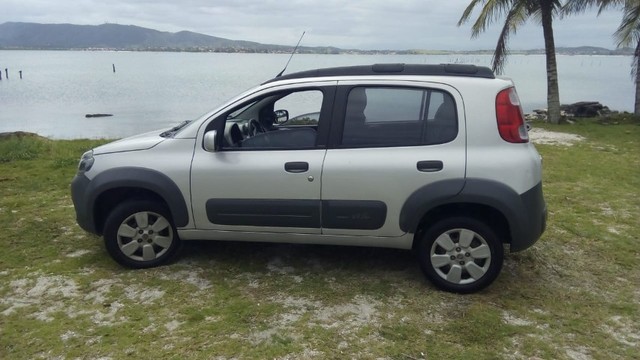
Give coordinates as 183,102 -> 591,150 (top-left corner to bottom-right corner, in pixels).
341,86 -> 458,147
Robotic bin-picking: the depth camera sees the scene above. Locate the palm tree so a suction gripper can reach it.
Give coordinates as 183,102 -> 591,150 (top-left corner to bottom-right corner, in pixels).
458,0 -> 563,124
565,0 -> 640,114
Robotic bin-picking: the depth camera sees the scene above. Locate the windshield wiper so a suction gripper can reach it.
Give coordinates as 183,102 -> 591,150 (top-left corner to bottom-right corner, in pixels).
160,120 -> 191,138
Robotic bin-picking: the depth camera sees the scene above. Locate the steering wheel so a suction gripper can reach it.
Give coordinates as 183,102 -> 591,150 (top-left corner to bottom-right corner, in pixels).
248,119 -> 265,136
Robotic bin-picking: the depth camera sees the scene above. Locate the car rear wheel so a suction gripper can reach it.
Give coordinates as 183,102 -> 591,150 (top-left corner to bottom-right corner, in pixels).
103,200 -> 182,268
417,217 -> 503,293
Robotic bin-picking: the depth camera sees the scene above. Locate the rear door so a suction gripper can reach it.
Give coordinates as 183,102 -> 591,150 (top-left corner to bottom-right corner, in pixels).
320,80 -> 466,237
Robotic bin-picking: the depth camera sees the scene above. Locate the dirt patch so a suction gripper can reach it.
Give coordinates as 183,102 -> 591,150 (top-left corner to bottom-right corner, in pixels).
565,346 -> 591,360
1,273 -> 166,326
158,269 -> 211,290
1,275 -> 79,318
267,257 -> 295,274
314,295 -> 380,330
529,128 -> 585,146
502,311 -> 534,327
244,294 -> 383,348
84,278 -> 119,304
601,316 -> 640,347
164,320 -> 183,332
123,285 -> 165,302
66,249 -> 93,258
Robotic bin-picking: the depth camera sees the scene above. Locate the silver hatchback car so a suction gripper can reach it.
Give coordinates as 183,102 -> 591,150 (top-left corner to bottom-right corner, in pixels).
72,63 -> 546,293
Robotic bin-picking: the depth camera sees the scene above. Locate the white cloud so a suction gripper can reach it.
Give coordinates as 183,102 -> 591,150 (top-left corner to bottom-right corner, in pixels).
0,0 -> 624,50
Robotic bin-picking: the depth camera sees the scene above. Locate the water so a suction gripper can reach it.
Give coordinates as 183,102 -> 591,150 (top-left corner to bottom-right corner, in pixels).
0,50 -> 635,139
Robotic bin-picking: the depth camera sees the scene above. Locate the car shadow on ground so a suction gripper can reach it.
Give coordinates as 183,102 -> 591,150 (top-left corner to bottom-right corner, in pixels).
180,240 -> 421,275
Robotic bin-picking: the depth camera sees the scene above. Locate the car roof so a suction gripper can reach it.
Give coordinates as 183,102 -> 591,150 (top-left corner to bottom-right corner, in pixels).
263,63 -> 495,84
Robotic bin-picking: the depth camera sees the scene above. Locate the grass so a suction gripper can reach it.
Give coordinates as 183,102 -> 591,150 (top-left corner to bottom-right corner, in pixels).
0,119 -> 638,359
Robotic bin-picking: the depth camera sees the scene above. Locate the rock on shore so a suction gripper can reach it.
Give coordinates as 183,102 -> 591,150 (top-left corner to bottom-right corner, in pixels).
526,101 -> 614,121
0,131 -> 46,140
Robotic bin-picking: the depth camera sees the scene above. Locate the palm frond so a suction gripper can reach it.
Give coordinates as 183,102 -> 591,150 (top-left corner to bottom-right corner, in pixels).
614,1 -> 640,47
597,0 -> 625,14
471,0 -> 515,37
563,0 -> 597,14
562,0 -> 624,15
492,1 -> 529,74
457,0 -> 516,38
492,22 -> 513,74
458,0 -> 487,26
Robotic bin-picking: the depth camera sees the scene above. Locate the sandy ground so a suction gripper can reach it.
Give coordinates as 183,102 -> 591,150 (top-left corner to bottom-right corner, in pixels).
528,128 -> 585,146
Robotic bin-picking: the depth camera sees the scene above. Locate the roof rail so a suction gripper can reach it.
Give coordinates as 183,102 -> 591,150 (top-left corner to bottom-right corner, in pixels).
263,63 -> 495,84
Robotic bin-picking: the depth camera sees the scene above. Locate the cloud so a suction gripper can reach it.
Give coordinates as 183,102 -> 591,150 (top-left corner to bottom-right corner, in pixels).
0,0 -> 624,50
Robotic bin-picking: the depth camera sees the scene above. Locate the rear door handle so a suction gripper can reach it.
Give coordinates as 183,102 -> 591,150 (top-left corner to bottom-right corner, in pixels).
417,160 -> 443,172
285,162 -> 309,173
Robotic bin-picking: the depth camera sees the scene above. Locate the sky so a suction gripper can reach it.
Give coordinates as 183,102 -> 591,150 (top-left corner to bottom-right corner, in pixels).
0,0 -> 625,51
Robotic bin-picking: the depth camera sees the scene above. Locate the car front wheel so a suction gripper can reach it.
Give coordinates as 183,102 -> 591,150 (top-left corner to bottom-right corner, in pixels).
103,200 -> 182,268
417,217 -> 504,293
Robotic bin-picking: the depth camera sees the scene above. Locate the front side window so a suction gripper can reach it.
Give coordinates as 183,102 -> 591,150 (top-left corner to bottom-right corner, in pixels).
341,87 -> 457,147
275,90 -> 323,126
221,89 -> 324,150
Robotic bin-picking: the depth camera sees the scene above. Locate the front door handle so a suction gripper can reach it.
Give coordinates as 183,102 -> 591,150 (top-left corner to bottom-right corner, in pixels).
285,162 -> 309,173
417,160 -> 443,172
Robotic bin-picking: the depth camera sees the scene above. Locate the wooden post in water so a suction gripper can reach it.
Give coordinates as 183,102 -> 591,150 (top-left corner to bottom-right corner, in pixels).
0,69 -> 2,80
4,68 -> 7,79
19,70 -> 22,79
112,64 -> 116,73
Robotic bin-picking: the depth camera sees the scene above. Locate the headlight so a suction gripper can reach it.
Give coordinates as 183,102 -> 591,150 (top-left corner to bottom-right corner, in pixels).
78,150 -> 95,173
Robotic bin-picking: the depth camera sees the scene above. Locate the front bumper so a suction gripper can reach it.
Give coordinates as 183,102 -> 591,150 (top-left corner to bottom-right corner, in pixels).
71,174 -> 98,234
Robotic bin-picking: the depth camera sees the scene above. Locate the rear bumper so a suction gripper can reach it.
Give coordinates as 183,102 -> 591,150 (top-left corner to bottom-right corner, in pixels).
510,181 -> 546,252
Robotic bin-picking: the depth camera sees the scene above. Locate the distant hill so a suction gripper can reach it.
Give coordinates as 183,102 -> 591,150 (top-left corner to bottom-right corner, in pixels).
421,46 -> 633,56
0,22 -> 632,55
0,22 -> 341,53
523,46 -> 632,56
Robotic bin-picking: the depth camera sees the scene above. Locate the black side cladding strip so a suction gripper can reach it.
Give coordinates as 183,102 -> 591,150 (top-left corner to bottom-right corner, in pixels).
206,199 -> 321,228
206,199 -> 388,230
321,200 -> 387,230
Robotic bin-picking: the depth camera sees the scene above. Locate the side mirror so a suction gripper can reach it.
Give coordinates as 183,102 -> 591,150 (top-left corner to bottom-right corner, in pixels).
203,130 -> 218,152
274,109 -> 289,124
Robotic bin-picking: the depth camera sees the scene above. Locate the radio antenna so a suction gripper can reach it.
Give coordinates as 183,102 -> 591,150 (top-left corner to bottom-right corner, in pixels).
276,31 -> 305,77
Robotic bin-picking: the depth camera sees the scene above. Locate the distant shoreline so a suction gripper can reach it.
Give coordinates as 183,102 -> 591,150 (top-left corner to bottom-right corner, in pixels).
1,22 -> 633,56
0,47 -> 633,56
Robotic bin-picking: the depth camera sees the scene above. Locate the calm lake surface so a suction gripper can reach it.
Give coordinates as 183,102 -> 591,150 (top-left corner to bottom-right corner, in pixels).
0,50 -> 634,139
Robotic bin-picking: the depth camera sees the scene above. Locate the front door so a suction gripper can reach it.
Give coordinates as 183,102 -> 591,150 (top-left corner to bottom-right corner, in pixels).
190,84 -> 335,234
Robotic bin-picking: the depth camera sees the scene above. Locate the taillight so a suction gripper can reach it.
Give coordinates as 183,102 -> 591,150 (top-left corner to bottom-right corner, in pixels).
496,87 -> 529,143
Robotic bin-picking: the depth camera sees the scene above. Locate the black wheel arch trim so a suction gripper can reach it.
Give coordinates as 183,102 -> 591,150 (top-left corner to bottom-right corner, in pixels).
399,178 -> 466,233
400,178 -> 546,252
72,167 -> 190,234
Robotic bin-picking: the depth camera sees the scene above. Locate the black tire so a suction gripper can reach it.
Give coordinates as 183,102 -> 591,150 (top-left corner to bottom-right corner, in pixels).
417,217 -> 504,293
103,200 -> 182,268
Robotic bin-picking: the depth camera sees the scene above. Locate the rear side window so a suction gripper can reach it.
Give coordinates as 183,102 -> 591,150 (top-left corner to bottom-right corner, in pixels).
341,87 -> 457,147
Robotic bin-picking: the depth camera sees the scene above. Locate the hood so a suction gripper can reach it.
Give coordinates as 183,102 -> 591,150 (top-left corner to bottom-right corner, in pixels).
92,129 -> 166,155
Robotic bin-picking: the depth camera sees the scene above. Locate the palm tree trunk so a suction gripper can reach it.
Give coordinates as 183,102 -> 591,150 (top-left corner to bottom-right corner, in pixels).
541,1 -> 561,124
634,38 -> 640,115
